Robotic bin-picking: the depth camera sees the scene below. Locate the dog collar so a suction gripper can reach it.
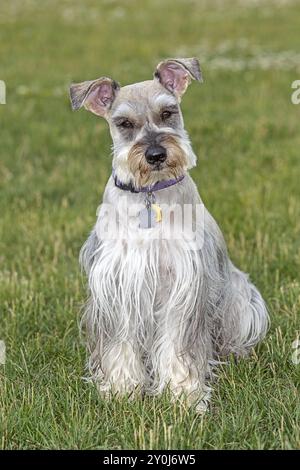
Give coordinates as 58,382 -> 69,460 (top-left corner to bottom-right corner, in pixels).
112,169 -> 185,193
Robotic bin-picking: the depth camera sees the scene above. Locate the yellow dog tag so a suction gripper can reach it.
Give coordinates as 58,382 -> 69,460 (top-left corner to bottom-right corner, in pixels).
151,203 -> 162,223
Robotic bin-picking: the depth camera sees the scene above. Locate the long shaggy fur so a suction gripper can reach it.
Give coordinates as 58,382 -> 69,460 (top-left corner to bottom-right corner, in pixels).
80,175 -> 269,409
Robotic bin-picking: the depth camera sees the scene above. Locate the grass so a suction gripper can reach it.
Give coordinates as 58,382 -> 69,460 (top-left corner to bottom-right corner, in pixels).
0,0 -> 300,450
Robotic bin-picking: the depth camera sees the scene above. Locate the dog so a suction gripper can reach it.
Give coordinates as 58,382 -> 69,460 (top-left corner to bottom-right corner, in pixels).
70,58 -> 269,412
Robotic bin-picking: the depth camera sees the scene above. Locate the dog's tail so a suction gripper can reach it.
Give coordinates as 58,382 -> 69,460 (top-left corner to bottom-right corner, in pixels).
214,262 -> 270,357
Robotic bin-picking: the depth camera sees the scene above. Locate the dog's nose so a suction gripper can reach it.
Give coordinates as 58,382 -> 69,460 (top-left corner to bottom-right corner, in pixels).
145,145 -> 167,165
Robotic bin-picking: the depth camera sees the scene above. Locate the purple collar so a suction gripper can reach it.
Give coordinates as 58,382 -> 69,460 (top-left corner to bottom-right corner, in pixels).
112,170 -> 185,193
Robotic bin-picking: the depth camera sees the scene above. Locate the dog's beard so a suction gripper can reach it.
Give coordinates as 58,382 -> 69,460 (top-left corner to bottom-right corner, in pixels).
127,135 -> 188,188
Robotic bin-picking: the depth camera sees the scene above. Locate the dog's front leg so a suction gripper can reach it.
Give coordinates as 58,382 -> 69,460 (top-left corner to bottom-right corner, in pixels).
152,326 -> 212,413
95,341 -> 145,397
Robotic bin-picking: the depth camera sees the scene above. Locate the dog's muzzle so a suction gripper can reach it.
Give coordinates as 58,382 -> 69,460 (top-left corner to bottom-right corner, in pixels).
145,145 -> 167,165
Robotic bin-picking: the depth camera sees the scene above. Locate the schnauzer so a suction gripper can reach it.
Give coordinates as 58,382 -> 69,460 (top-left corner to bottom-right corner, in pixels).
70,58 -> 269,412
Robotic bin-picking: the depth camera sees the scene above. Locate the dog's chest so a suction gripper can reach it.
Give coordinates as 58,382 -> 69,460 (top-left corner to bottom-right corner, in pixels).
88,178 -> 207,316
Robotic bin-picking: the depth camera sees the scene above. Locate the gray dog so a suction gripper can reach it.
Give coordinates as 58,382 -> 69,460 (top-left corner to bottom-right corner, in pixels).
70,58 -> 269,412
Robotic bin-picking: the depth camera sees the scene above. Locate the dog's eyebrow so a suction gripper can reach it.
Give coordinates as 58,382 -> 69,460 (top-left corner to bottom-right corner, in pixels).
111,103 -> 135,119
152,94 -> 177,109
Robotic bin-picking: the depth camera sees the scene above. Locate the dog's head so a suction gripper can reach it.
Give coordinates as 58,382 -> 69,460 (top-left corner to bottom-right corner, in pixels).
70,58 -> 202,188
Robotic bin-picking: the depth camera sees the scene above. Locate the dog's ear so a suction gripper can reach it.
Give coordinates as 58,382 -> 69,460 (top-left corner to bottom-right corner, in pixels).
154,58 -> 202,100
69,77 -> 120,117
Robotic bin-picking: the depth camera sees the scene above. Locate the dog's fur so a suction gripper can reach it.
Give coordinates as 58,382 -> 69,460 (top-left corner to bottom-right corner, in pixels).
70,58 -> 269,411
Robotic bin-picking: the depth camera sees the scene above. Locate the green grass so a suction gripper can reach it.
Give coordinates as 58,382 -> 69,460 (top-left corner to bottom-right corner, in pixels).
0,0 -> 300,450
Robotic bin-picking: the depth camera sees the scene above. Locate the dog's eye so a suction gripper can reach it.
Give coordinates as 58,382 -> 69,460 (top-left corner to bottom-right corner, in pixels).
118,119 -> 134,129
161,110 -> 172,120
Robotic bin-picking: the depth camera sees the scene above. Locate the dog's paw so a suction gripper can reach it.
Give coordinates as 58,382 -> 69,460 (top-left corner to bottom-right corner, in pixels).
192,387 -> 211,414
194,396 -> 210,415
169,386 -> 211,414
96,380 -> 143,400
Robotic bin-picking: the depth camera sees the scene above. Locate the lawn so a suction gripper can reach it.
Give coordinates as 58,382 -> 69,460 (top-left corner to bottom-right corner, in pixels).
0,0 -> 300,450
